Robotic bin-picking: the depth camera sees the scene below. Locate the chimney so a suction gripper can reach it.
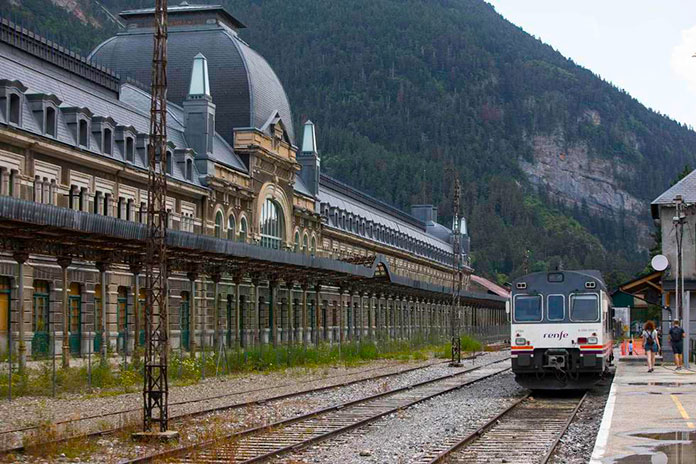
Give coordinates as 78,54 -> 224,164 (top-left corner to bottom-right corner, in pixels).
297,119 -> 320,197
183,53 -> 215,158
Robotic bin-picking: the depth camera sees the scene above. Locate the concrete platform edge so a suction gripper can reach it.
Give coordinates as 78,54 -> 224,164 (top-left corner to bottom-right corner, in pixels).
589,362 -> 619,464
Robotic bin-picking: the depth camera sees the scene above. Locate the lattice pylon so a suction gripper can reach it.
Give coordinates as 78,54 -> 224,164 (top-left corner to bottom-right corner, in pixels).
450,177 -> 463,366
143,0 -> 170,433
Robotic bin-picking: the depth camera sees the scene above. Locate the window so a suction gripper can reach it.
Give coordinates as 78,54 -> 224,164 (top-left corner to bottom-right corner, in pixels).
125,137 -> 134,162
302,233 -> 308,254
186,159 -> 193,181
547,295 -> 565,321
103,128 -> 112,155
570,293 -> 599,322
227,214 -> 236,240
9,94 -> 20,125
311,237 -> 317,255
214,211 -> 223,238
260,199 -> 284,249
126,199 -> 133,221
513,295 -> 542,322
45,107 -> 56,137
294,231 -> 300,252
165,151 -> 172,175
78,119 -> 88,147
239,217 -> 248,242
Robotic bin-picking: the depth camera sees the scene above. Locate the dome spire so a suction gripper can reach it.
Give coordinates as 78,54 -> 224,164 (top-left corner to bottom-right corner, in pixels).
187,53 -> 210,99
301,119 -> 317,154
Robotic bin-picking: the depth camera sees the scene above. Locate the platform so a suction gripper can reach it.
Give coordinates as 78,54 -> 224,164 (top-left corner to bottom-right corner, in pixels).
590,351 -> 696,463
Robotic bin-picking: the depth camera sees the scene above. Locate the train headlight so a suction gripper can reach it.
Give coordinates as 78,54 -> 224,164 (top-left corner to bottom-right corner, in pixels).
588,337 -> 598,344
515,337 -> 527,346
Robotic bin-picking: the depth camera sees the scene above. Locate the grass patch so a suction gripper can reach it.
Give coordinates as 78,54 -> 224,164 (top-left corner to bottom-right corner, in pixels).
0,334 -> 484,399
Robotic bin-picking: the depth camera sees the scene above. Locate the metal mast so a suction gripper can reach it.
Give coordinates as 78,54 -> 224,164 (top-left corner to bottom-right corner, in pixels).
143,0 -> 170,434
450,177 -> 463,366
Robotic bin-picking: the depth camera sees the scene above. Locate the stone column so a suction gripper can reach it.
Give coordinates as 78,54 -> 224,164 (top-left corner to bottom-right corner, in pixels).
14,252 -> 28,370
130,264 -> 141,357
234,277 -> 242,349
301,283 -> 308,345
187,272 -> 197,357
286,282 -> 294,344
314,284 -> 321,346
58,257 -> 71,368
251,278 -> 260,347
212,273 -> 221,350
96,262 -> 109,359
269,279 -> 277,347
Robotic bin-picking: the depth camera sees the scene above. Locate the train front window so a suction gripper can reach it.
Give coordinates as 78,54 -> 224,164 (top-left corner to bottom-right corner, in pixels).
514,295 -> 542,322
570,293 -> 599,322
547,295 -> 564,321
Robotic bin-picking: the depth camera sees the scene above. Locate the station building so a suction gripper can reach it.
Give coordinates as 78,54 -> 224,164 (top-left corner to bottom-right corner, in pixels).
0,4 -> 507,362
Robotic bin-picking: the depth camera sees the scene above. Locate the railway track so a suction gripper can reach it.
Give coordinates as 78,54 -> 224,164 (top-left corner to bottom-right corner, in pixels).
420,391 -> 587,464
125,357 -> 511,463
0,356 -> 472,453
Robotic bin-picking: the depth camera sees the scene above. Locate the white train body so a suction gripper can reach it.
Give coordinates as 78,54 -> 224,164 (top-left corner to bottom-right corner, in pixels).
510,270 -> 613,390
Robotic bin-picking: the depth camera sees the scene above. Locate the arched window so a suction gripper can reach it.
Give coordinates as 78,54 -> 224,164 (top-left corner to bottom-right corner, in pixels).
294,231 -> 300,252
165,151 -> 172,175
214,211 -> 222,238
9,94 -> 20,125
227,214 -> 236,240
103,128 -> 112,155
78,119 -> 88,147
260,199 -> 284,249
239,217 -> 248,242
302,233 -> 308,255
311,236 -> 317,255
186,159 -> 193,181
125,137 -> 134,162
45,107 -> 56,137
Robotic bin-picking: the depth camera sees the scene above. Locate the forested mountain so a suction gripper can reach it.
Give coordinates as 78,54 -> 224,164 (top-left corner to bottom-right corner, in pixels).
4,0 -> 696,287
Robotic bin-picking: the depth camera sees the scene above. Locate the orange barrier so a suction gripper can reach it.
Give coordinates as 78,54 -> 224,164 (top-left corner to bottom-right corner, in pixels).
621,338 -> 646,356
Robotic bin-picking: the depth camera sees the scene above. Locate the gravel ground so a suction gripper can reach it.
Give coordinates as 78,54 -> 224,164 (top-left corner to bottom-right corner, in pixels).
548,372 -> 614,464
280,355 -> 521,464
0,357 -> 438,450
3,352 -> 506,463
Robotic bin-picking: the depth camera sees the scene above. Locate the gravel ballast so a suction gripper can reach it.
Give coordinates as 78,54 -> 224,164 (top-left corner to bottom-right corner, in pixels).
548,373 -> 614,464
280,355 -> 520,463
3,352 -> 507,462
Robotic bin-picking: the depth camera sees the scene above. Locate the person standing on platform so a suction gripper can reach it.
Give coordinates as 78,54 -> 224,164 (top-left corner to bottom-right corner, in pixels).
669,320 -> 686,370
628,339 -> 634,356
642,320 -> 660,373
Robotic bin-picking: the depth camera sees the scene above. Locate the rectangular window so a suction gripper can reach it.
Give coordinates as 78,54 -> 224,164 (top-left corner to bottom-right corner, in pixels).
570,293 -> 599,322
547,294 -> 565,321
513,295 -> 542,322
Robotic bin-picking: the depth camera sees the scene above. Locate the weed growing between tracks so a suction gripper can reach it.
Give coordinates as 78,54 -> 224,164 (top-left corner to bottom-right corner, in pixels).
0,335 -> 467,399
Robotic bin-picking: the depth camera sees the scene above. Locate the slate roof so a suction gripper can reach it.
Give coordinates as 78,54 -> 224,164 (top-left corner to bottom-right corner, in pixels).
651,169 -> 696,218
89,6 -> 295,145
318,175 -> 455,260
0,37 -> 247,188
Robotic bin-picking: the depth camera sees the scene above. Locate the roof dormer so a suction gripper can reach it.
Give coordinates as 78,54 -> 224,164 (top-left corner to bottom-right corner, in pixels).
0,79 -> 28,127
62,106 -> 93,148
92,116 -> 116,155
115,125 -> 137,162
26,93 -> 62,138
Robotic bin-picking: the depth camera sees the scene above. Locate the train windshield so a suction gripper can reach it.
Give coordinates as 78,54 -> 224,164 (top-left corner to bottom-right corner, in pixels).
514,295 -> 542,322
570,293 -> 599,322
547,295 -> 564,321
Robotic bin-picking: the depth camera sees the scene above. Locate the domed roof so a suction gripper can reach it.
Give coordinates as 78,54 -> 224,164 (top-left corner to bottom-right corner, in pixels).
89,3 -> 294,144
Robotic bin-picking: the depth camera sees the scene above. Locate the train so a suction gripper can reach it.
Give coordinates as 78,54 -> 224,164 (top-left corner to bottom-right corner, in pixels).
510,270 -> 614,390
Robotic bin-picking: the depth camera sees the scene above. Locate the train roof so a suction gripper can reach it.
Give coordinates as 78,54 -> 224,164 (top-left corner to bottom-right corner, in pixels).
511,270 -> 607,292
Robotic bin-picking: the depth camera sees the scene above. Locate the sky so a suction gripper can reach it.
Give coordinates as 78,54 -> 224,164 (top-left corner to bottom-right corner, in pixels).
485,1 -> 696,129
